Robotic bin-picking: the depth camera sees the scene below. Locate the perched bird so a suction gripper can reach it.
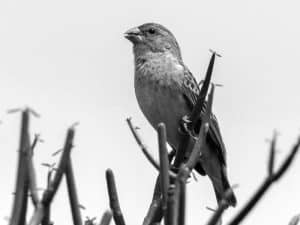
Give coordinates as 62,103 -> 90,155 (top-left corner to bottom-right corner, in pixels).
125,23 -> 236,207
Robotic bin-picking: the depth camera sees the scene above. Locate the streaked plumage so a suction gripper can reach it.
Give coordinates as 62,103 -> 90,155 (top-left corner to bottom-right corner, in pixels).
125,23 -> 236,207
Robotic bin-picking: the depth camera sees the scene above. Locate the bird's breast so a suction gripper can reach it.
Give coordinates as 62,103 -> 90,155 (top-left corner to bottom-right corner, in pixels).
134,56 -> 190,149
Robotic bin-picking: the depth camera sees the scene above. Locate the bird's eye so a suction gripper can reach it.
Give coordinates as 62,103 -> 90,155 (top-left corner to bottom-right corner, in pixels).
148,28 -> 156,34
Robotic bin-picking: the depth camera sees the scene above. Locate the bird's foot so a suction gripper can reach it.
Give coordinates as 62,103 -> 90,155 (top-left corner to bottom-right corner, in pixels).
179,115 -> 192,135
179,116 -> 198,139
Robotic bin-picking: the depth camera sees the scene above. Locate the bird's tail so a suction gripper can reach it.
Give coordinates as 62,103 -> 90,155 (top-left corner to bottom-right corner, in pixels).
212,171 -> 237,208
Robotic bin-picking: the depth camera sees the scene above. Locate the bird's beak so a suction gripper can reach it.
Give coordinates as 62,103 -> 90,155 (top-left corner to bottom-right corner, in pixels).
124,27 -> 143,43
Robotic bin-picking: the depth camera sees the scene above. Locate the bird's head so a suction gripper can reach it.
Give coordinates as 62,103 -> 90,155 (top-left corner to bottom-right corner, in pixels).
124,23 -> 182,60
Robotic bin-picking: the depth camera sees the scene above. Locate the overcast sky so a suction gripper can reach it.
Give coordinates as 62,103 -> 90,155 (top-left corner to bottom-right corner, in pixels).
0,0 -> 300,224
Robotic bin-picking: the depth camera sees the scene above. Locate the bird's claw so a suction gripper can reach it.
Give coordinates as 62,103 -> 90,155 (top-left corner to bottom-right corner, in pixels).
179,116 -> 192,135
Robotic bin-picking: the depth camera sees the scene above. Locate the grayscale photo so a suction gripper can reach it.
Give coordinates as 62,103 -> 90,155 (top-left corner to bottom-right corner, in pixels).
0,1 -> 299,225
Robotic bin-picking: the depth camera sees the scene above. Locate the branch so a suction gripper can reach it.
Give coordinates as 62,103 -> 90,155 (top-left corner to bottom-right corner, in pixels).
143,146 -> 177,225
127,118 -> 176,178
28,135 -> 40,207
173,52 -> 217,168
206,185 -> 237,225
178,178 -> 186,225
99,210 -> 113,225
166,184 -> 176,225
157,123 -> 170,212
190,52 -> 216,127
106,169 -> 126,225
42,128 -> 75,204
171,85 -> 213,225
29,127 -> 75,225
186,84 -> 214,170
144,52 -> 217,225
127,118 -> 160,171
228,137 -> 300,225
66,157 -> 83,225
268,132 -> 277,176
9,110 -> 31,225
289,214 -> 300,225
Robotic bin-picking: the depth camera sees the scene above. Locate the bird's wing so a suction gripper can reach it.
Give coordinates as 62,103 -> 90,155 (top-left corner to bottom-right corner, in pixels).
181,66 -> 227,165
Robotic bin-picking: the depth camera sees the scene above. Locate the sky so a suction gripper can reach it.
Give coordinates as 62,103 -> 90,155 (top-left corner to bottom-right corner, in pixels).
0,0 -> 300,224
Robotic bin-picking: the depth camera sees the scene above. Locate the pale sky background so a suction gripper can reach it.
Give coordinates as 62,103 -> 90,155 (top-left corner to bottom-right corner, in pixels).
0,0 -> 300,224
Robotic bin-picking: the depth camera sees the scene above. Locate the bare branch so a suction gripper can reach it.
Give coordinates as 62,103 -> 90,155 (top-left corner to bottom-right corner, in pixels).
127,118 -> 176,178
127,118 -> 160,171
28,134 -> 40,207
66,157 -> 83,225
99,210 -> 113,225
178,178 -> 186,225
268,132 -> 277,176
289,214 -> 300,225
166,184 -> 176,225
42,128 -> 75,204
228,137 -> 300,225
29,128 -> 75,225
157,123 -> 170,212
174,52 -> 216,168
190,52 -> 216,130
9,110 -> 31,225
106,169 -> 126,225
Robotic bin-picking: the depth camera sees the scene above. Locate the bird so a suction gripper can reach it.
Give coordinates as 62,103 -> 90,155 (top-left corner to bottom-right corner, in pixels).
124,22 -> 237,207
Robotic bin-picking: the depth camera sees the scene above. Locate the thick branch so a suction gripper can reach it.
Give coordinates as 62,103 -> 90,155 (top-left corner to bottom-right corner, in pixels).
106,169 -> 126,225
66,157 -> 83,225
99,210 -> 113,225
157,123 -> 170,212
9,110 -> 31,225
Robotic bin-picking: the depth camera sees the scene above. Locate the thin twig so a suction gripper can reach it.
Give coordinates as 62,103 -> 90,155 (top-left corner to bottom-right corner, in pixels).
106,169 -> 126,225
268,132 -> 277,176
42,128 -> 75,204
127,118 -> 176,178
127,118 -> 160,171
29,128 -> 75,225
228,137 -> 300,225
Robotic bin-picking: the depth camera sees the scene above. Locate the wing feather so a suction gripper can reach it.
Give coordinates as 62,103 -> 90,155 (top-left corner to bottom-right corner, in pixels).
181,66 -> 227,165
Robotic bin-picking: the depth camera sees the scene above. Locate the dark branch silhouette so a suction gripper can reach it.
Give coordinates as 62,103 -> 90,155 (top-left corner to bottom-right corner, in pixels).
227,136 -> 300,225
9,110 -> 31,225
106,169 -> 126,225
99,210 -> 113,225
66,157 -> 83,225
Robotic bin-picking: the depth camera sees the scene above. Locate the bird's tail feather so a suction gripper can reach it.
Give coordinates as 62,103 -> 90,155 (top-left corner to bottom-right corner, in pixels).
212,173 -> 237,208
